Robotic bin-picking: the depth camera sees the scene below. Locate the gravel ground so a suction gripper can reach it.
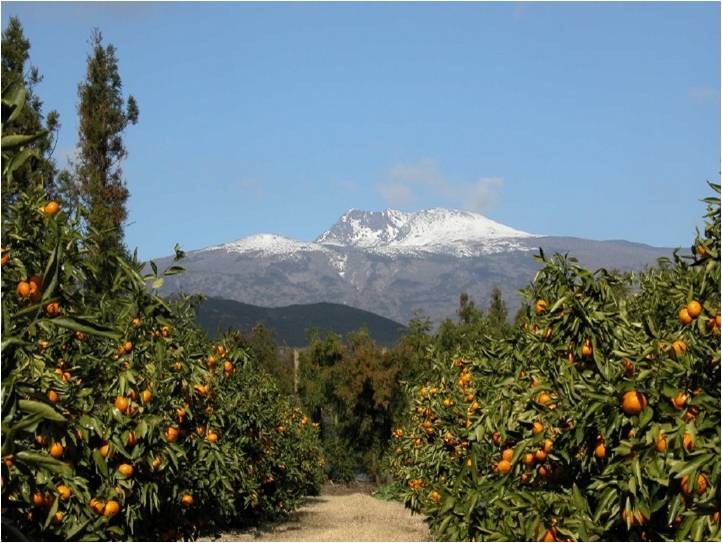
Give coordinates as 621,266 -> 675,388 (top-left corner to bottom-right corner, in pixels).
203,483 -> 430,542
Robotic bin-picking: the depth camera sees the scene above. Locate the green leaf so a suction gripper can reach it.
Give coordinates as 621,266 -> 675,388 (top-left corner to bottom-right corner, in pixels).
45,317 -> 122,340
18,399 -> 66,422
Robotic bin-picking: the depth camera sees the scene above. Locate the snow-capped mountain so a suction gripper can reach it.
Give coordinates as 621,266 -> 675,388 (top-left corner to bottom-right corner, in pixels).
153,208 -> 675,326
316,208 -> 536,256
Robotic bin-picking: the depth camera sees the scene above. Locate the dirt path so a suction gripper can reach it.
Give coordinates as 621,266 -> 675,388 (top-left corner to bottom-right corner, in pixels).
205,483 -> 430,542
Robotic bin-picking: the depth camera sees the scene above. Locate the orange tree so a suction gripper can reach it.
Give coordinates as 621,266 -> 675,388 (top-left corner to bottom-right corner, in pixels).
388,185 -> 720,541
1,83 -> 323,540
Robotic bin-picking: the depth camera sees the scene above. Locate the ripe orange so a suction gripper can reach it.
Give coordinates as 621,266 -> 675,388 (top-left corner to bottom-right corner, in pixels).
502,448 -> 514,462
655,433 -> 667,453
131,317 -> 142,328
126,432 -> 138,446
537,465 -> 549,477
535,299 -> 547,314
216,345 -> 226,356
716,315 -> 721,328
181,494 -> 194,507
532,421 -> 544,434
16,281 -> 30,299
686,300 -> 702,318
103,500 -> 120,517
90,498 -> 105,515
99,443 -> 110,457
523,453 -> 535,466
671,392 -> 689,410
683,432 -> 694,451
622,359 -> 634,376
581,340 -> 593,357
32,492 -> 44,506
117,464 -> 133,477
47,390 -> 60,403
1,253 -> 8,267
141,389 -> 152,403
165,426 -> 179,442
123,341 -> 133,353
594,442 -> 606,458
621,390 -> 647,415
207,355 -> 217,368
497,459 -> 512,474
53,511 -> 64,524
49,442 -> 63,458
534,449 -> 547,462
542,528 -> 556,542
45,302 -> 60,317
681,473 -> 707,496
206,431 -> 219,443
543,439 -> 553,453
44,201 -> 60,216
57,484 -> 71,500
678,308 -> 692,325
429,490 -> 441,503
152,457 -> 162,470
223,360 -> 233,373
114,396 -> 129,411
161,326 -> 170,337
671,340 -> 687,357
537,392 -> 552,405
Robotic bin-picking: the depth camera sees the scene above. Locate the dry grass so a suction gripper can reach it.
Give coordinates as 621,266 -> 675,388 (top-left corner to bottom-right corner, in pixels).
203,483 -> 430,542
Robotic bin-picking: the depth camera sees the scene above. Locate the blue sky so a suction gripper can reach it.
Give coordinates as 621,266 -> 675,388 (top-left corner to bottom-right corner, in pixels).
3,2 -> 720,259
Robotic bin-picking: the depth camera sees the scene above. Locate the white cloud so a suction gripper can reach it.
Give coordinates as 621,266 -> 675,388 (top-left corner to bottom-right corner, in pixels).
689,87 -> 719,106
377,159 -> 504,214
378,183 -> 413,206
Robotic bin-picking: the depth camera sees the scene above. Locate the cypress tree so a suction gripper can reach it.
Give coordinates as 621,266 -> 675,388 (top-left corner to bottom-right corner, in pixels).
71,29 -> 138,286
1,16 -> 59,210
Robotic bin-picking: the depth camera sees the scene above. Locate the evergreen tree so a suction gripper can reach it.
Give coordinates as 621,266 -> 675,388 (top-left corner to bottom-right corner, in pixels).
486,286 -> 510,337
1,16 -> 59,210
458,292 -> 479,324
68,29 -> 138,287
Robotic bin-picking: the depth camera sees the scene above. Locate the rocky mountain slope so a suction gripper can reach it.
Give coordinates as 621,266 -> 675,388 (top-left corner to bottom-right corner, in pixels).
154,209 -> 676,325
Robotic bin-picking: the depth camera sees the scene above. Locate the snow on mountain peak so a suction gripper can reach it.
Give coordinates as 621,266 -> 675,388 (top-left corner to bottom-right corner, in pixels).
316,208 -> 535,255
201,233 -> 325,257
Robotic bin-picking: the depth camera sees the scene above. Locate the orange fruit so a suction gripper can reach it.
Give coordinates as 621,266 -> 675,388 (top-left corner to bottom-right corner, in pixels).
32,492 -> 44,506
542,528 -> 556,542
594,442 -> 606,458
117,464 -> 133,477
216,345 -> 226,356
621,390 -> 647,415
502,448 -> 514,462
622,359 -> 634,376
535,299 -> 547,314
90,498 -> 105,515
126,432 -> 138,446
543,439 -> 553,453
44,201 -> 60,216
161,326 -> 170,337
532,421 -> 544,434
687,300 -> 702,318
49,442 -> 63,458
57,484 -> 71,500
223,360 -> 233,373
131,317 -> 142,328
497,459 -> 512,474
429,490 -> 441,503
53,511 -> 64,524
141,389 -> 152,403
1,253 -> 8,267
581,340 -> 593,357
681,473 -> 707,495
47,390 -> 60,403
206,431 -> 219,443
492,432 -> 501,446
671,340 -> 687,357
622,508 -> 646,526
207,355 -> 217,368
716,315 -> 721,328
534,449 -> 547,462
181,494 -> 194,507
523,453 -> 535,466
123,341 -> 133,353
152,457 -> 162,470
99,443 -> 110,457
114,396 -> 129,411
678,308 -> 692,325
103,500 -> 120,517
17,281 -> 31,299
45,302 -> 60,317
537,392 -> 552,405
683,432 -> 694,451
165,426 -> 179,442
537,465 -> 549,477
656,433 -> 667,453
671,392 -> 689,410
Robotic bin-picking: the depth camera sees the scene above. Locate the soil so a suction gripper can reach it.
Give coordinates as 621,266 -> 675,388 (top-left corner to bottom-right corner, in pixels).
202,482 -> 430,542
